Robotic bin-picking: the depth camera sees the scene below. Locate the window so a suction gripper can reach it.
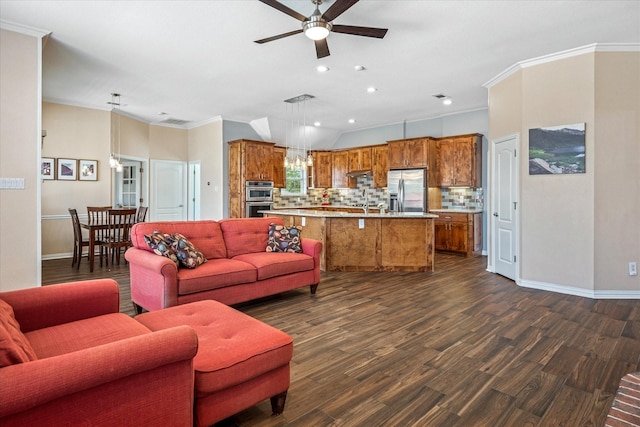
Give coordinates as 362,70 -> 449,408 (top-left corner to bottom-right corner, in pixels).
283,165 -> 306,195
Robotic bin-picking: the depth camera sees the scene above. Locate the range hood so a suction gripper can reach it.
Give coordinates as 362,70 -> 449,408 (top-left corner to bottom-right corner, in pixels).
346,170 -> 372,178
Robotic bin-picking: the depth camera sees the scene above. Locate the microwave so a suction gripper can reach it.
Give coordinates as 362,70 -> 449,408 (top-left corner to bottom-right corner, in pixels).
246,181 -> 274,202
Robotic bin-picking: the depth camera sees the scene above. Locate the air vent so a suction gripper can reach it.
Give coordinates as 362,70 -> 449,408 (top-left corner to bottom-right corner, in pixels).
160,118 -> 191,126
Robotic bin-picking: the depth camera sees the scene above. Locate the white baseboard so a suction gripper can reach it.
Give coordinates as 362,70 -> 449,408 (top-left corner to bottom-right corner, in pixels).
518,278 -> 640,299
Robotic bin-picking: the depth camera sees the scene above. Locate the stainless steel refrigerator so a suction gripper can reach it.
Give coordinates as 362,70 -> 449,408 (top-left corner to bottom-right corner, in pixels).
387,169 -> 427,213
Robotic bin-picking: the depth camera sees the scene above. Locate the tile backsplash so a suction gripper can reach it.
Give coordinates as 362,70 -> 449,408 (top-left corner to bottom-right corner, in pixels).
273,175 -> 483,210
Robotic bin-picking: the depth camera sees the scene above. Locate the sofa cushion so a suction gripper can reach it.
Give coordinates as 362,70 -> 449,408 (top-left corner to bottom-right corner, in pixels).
24,313 -> 151,359
172,233 -> 207,269
135,300 -> 293,397
177,258 -> 257,295
144,231 -> 180,267
0,299 -> 38,367
132,221 -> 227,260
233,252 -> 315,281
219,217 -> 284,258
267,223 -> 302,253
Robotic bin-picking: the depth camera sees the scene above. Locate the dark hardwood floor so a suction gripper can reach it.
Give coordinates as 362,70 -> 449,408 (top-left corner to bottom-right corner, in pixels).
42,254 -> 640,426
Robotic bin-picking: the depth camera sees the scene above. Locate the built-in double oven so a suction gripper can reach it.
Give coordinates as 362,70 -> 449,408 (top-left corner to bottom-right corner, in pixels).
245,181 -> 273,218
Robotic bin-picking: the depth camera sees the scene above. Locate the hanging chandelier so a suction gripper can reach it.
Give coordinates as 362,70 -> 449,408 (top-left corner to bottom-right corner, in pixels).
283,94 -> 314,170
107,93 -> 123,173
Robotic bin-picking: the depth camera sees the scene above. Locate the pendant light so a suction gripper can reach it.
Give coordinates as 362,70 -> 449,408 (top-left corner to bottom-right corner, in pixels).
108,93 -> 123,173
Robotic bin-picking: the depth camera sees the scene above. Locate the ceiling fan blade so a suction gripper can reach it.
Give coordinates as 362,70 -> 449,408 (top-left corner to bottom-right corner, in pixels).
255,29 -> 303,44
315,38 -> 330,59
258,0 -> 307,21
322,0 -> 359,22
331,24 -> 388,39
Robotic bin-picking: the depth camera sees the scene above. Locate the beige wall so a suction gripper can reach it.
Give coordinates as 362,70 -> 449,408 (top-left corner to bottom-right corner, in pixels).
0,29 -> 42,291
187,119 -> 224,219
593,52 -> 640,291
41,103 -> 111,257
488,49 -> 640,296
521,54 -> 596,291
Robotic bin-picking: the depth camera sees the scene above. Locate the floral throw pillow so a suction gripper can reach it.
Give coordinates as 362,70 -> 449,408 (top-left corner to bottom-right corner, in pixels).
171,233 -> 207,269
266,224 -> 303,253
144,231 -> 179,267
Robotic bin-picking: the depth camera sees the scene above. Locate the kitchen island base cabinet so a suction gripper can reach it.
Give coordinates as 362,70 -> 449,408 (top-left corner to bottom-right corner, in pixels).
265,212 -> 435,272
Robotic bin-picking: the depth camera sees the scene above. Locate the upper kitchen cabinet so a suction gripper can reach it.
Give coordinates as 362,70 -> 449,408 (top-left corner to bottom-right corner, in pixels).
372,144 -> 388,188
332,151 -> 349,188
435,134 -> 482,187
310,150 -> 332,188
387,137 -> 431,169
234,139 -> 275,182
272,146 -> 286,188
347,147 -> 372,172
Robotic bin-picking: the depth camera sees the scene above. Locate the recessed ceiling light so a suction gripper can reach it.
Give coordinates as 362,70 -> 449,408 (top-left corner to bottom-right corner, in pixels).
443,98 -> 453,105
314,121 -> 321,127
354,65 -> 365,71
348,119 -> 356,124
316,65 -> 329,72
157,112 -> 168,115
367,87 -> 377,93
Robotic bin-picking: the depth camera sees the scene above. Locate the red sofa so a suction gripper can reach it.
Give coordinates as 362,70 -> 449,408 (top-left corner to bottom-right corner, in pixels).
126,217 -> 322,312
0,279 -> 198,426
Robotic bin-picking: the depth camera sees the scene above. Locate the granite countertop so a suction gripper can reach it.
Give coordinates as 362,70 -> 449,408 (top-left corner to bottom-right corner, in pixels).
261,209 -> 439,219
429,208 -> 484,214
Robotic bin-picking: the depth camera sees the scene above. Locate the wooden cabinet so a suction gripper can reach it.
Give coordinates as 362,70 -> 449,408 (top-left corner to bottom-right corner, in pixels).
347,147 -> 372,172
435,134 -> 482,187
310,150 -> 332,188
387,137 -> 431,169
228,139 -> 275,218
272,146 -> 286,188
372,144 -> 388,188
242,140 -> 274,181
434,212 -> 482,257
332,151 -> 349,188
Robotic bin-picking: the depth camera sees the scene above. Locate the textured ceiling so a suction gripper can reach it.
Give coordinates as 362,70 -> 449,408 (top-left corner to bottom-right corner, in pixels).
1,0 -> 639,148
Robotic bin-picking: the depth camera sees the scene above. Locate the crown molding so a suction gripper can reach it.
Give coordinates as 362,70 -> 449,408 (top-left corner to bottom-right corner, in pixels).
0,19 -> 51,38
483,43 -> 640,89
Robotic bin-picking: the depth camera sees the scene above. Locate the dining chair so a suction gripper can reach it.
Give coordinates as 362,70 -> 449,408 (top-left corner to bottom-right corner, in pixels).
87,206 -> 110,225
100,208 -> 137,267
68,208 -> 90,269
136,206 -> 148,223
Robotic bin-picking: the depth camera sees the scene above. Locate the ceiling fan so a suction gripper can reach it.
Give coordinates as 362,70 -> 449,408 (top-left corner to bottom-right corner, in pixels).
255,0 -> 388,59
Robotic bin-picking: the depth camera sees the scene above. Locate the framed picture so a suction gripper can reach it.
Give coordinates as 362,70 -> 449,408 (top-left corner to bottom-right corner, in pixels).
78,159 -> 98,181
57,158 -> 77,180
41,157 -> 55,180
529,123 -> 586,175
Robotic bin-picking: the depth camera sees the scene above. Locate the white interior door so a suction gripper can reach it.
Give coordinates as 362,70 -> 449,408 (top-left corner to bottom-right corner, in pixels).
150,160 -> 187,221
491,134 -> 518,280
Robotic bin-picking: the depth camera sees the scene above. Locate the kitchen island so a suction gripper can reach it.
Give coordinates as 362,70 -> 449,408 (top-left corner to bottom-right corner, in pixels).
261,209 -> 438,272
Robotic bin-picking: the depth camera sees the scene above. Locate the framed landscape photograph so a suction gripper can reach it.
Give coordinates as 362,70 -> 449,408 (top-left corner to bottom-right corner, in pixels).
57,158 -> 77,180
41,157 -> 55,180
79,159 -> 98,181
529,123 -> 586,175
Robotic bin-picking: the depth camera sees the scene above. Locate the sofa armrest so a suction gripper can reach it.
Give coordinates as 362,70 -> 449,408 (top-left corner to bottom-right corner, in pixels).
302,238 -> 322,263
0,279 -> 120,333
0,325 -> 198,426
125,247 -> 180,311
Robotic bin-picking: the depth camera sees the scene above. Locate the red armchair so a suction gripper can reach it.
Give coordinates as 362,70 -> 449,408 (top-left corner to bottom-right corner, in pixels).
0,279 -> 198,426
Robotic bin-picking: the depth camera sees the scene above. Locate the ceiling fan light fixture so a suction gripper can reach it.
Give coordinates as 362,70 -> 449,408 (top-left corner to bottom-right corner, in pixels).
303,19 -> 332,40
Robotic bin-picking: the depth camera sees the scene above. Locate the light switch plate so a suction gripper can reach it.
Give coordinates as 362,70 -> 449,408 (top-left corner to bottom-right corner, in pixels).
358,218 -> 364,229
302,217 -> 306,226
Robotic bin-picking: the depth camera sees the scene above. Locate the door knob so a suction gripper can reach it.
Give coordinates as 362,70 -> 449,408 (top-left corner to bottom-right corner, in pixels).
493,212 -> 498,217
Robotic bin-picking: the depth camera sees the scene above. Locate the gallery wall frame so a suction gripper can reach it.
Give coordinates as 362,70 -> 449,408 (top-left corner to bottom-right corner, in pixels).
529,123 -> 586,175
79,159 -> 98,181
41,157 -> 55,180
57,158 -> 77,180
